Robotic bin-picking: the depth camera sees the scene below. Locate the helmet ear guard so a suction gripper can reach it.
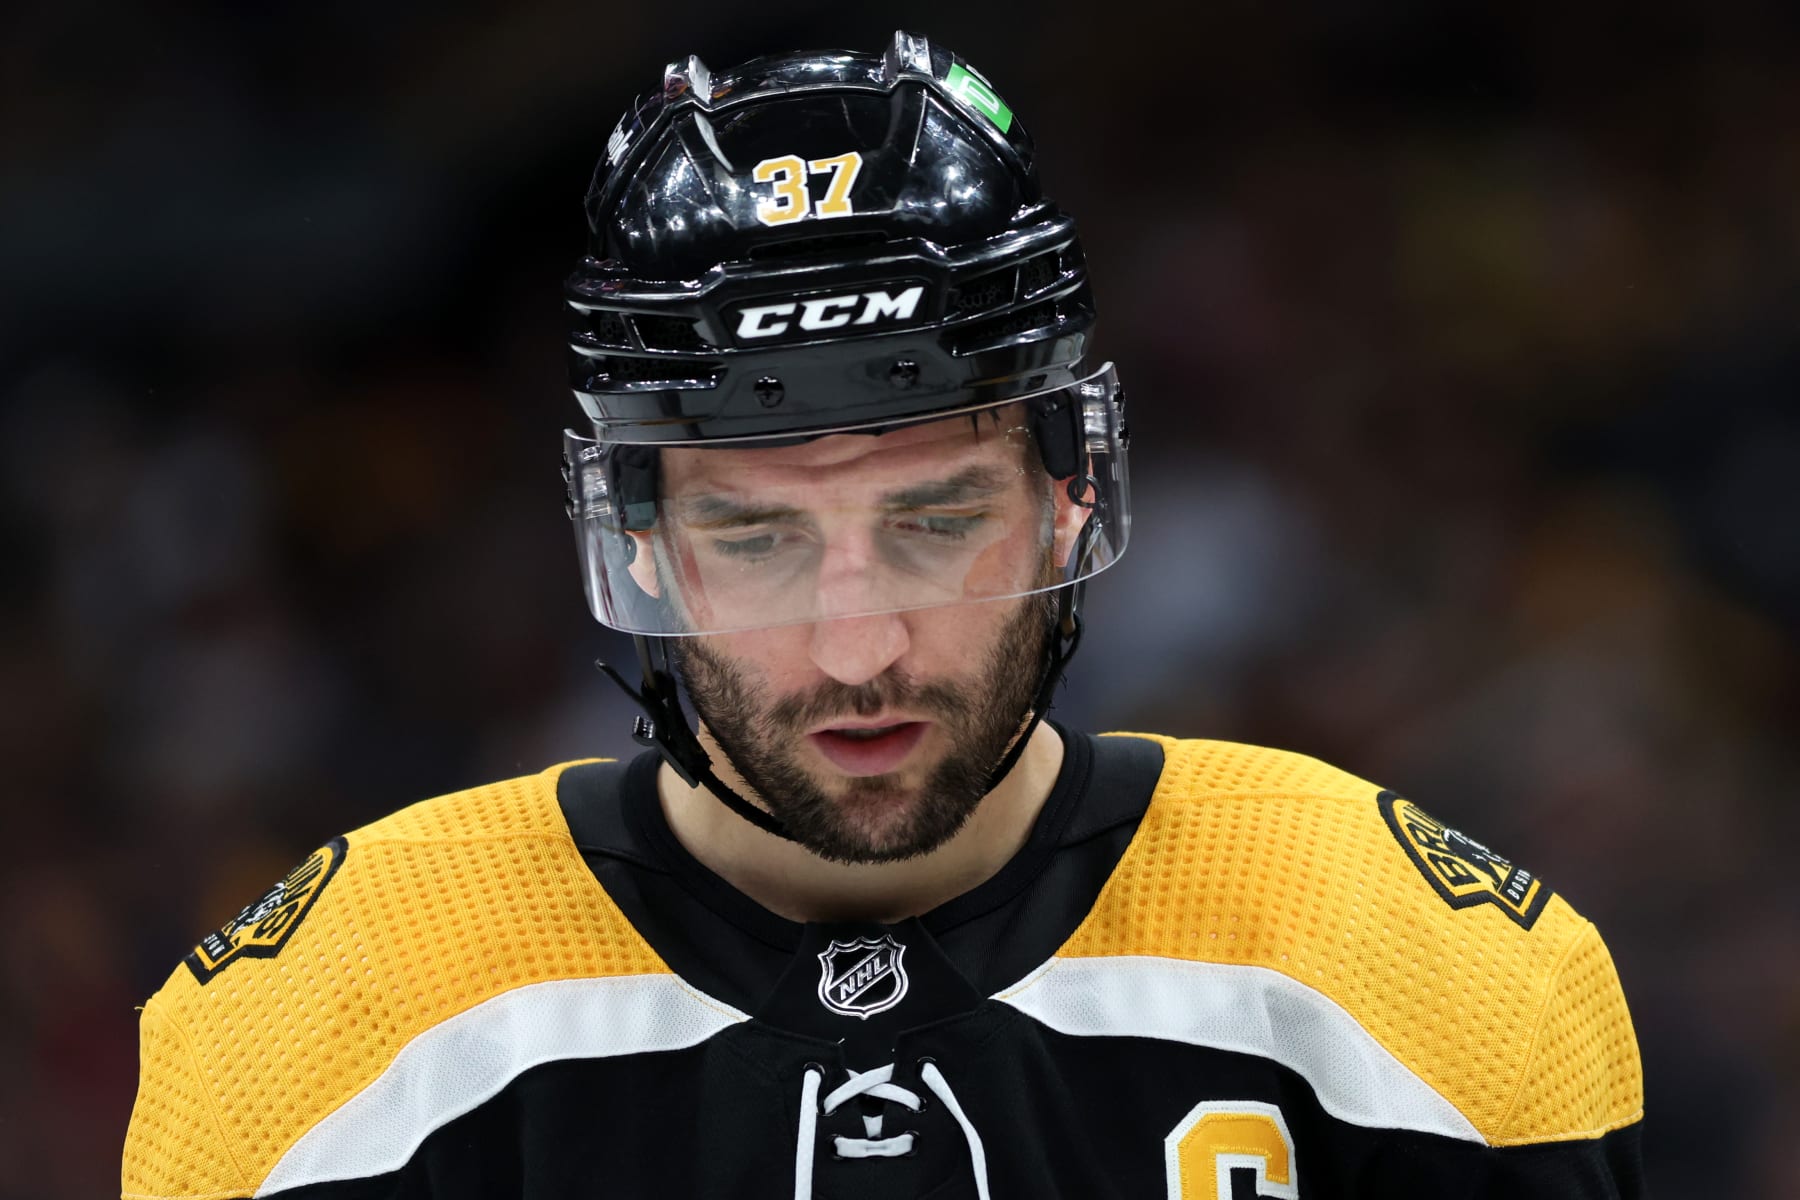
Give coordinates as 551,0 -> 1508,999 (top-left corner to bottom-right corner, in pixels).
1027,386 -> 1083,481
610,445 -> 659,533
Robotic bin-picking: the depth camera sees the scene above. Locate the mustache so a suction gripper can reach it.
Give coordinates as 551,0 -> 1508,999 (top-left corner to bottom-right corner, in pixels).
766,670 -> 972,732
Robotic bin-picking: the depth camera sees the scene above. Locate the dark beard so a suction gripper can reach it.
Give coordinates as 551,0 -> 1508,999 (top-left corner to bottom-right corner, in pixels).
674,595 -> 1057,864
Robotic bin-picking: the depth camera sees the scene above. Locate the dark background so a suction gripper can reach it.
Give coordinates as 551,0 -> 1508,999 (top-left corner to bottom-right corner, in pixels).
3,2 -> 1797,1196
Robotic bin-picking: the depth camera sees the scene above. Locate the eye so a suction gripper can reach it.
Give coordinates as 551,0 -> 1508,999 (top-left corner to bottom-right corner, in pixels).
712,532 -> 779,559
890,512 -> 985,540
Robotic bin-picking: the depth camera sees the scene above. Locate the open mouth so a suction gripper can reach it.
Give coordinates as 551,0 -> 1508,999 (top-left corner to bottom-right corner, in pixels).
808,721 -> 928,776
833,725 -> 905,741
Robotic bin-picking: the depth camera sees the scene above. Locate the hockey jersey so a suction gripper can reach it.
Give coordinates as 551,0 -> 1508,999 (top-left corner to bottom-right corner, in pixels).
122,733 -> 1645,1198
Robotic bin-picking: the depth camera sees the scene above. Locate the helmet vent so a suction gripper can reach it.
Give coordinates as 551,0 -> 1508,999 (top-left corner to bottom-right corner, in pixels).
577,309 -> 634,349
946,299 -> 1060,354
633,314 -> 712,352
1017,251 -> 1060,299
947,269 -> 1017,318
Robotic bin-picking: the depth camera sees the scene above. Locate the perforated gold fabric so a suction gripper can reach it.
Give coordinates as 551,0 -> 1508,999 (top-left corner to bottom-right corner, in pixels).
124,999 -> 245,1200
1495,923 -> 1645,1144
1066,735 -> 1643,1144
122,762 -> 667,1200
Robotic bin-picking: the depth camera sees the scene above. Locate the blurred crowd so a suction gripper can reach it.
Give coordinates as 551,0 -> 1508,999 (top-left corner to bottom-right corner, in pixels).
3,2 -> 1797,1196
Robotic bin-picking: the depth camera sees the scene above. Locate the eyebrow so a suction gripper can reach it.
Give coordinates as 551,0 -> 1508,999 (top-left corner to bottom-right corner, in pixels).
674,495 -> 805,529
673,464 -> 1013,528
879,465 -> 1011,510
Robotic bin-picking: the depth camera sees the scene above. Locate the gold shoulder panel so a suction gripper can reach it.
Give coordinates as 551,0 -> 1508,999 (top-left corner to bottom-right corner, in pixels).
1493,923 -> 1644,1144
123,998 -> 246,1200
123,761 -> 669,1199
1067,736 -> 1643,1144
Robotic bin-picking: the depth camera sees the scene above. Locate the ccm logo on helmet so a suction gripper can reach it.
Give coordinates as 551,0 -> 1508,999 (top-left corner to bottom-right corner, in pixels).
733,285 -> 927,341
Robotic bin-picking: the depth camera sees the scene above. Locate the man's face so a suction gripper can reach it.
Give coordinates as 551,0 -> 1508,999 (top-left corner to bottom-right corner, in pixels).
644,408 -> 1081,863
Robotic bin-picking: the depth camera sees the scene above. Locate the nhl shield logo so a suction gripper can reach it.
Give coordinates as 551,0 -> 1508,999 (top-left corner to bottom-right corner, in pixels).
816,934 -> 909,1019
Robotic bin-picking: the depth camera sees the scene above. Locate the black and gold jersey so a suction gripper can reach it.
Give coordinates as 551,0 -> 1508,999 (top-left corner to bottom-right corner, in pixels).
122,732 -> 1645,1199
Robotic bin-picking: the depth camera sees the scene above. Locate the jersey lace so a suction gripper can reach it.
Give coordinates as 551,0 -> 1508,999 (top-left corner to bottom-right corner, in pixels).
792,1061 -> 990,1199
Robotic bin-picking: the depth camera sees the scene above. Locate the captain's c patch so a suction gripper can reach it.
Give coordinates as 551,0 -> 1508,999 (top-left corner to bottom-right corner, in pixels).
1378,792 -> 1550,930
184,837 -> 347,983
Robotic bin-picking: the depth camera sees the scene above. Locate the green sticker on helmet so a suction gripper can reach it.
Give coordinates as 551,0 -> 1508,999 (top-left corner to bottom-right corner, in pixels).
944,63 -> 1013,133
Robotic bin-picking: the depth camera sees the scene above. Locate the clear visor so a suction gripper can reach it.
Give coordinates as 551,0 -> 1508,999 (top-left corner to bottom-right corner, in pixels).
563,363 -> 1130,637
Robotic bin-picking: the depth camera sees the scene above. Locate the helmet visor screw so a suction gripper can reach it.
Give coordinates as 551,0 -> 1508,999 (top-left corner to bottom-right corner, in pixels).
888,359 -> 920,389
754,377 -> 785,407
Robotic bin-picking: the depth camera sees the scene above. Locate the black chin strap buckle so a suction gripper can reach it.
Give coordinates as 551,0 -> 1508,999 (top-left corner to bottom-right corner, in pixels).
644,671 -> 707,788
630,712 -> 666,755
596,658 -> 703,788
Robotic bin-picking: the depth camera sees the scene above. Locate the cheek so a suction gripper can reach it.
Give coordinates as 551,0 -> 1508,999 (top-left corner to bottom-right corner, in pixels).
901,602 -> 1014,675
705,626 -> 818,694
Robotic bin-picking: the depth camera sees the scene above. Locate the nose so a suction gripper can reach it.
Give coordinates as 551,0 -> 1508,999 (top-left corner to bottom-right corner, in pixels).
808,610 -> 909,687
805,523 -> 911,685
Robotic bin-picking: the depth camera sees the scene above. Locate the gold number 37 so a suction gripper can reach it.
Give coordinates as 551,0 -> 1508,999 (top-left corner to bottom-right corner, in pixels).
752,151 -> 864,227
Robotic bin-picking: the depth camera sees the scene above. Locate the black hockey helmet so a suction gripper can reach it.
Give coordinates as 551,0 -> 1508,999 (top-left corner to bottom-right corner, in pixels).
565,30 -> 1096,443
561,32 -> 1130,838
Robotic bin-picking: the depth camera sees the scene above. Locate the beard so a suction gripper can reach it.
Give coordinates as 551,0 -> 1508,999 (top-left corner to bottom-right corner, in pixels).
674,593 -> 1058,865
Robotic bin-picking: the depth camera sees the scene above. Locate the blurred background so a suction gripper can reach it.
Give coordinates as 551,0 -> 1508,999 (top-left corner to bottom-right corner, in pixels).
3,1 -> 1796,1195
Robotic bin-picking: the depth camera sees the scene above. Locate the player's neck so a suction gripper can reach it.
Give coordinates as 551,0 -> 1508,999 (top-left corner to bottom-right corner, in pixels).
656,722 -> 1065,925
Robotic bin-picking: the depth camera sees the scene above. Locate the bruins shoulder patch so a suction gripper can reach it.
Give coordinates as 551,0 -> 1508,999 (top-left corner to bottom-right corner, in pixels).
1378,792 -> 1550,930
184,837 -> 347,983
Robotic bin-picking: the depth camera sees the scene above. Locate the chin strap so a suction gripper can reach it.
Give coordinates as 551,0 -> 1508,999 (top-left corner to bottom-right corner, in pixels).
594,582 -> 1087,845
594,635 -> 794,840
981,580 -> 1084,797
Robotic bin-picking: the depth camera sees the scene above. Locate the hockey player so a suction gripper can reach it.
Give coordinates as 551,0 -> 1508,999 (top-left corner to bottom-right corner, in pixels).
123,33 -> 1645,1199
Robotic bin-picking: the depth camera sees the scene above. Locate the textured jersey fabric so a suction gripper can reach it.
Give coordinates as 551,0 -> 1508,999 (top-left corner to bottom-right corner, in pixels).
122,733 -> 1645,1199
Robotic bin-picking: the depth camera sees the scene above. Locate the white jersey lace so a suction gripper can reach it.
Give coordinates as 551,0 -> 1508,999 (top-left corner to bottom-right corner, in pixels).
792,1060 -> 990,1199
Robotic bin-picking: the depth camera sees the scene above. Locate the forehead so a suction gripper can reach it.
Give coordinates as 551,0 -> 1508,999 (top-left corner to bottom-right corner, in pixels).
660,405 -> 1032,495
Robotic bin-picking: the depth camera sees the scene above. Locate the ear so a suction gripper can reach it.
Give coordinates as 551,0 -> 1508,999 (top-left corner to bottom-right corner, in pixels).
624,531 -> 660,597
1050,471 -> 1094,569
